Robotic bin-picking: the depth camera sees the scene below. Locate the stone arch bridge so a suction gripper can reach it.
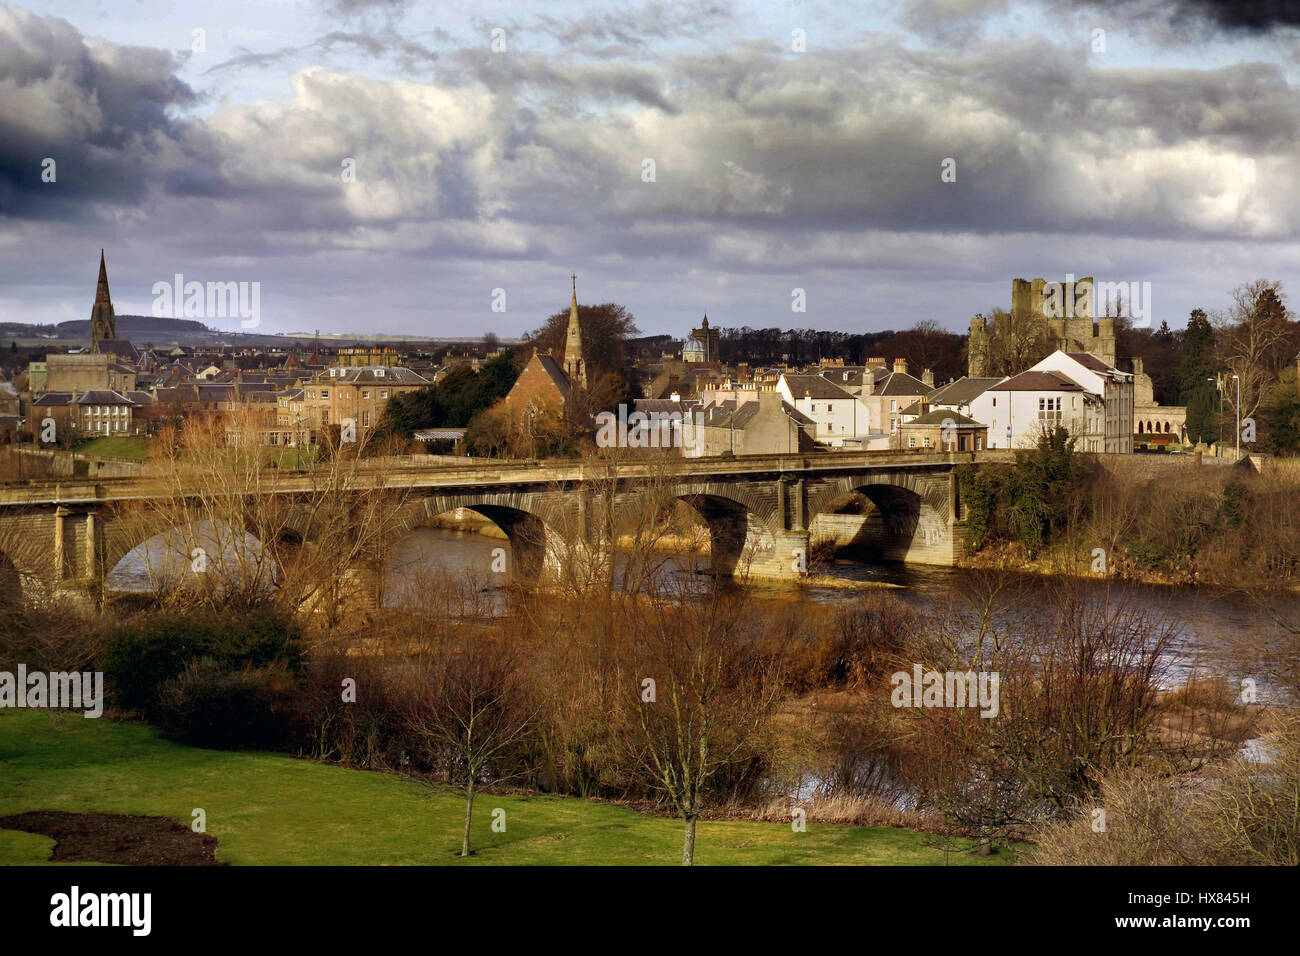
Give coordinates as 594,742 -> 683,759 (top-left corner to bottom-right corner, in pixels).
0,450 -> 1009,599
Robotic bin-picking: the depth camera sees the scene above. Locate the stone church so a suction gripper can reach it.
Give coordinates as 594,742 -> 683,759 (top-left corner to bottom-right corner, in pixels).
504,277 -> 587,416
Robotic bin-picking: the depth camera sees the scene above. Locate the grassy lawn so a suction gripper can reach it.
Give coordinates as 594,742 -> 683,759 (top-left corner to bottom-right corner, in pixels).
73,436 -> 150,460
0,710 -> 1009,866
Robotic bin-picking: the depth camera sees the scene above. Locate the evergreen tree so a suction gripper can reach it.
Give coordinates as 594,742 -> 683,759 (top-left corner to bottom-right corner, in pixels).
1176,309 -> 1218,444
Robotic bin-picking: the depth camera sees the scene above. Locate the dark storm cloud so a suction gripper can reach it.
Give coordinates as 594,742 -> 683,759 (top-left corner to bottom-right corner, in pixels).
0,6 -> 217,218
1082,0 -> 1300,33
4,0 -> 1300,336
1158,0 -> 1300,30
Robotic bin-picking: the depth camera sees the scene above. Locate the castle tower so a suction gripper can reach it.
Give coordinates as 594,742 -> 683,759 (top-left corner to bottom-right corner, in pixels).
90,249 -> 116,350
563,273 -> 586,390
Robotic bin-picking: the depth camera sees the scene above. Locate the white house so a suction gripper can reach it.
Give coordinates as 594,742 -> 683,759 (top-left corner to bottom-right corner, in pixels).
969,370 -> 1093,450
777,373 -> 873,446
1027,351 -> 1134,453
969,350 -> 1133,453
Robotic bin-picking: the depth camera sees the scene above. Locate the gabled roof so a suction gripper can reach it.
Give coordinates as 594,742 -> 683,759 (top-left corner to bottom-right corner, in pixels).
634,399 -> 699,416
927,376 -> 1001,406
819,366 -> 868,388
74,389 -> 135,405
994,370 -> 1086,392
33,392 -> 74,406
781,374 -> 856,400
903,409 -> 984,427
1064,352 -> 1113,373
697,398 -> 814,429
873,370 -> 932,396
309,366 -> 431,386
533,354 -> 572,399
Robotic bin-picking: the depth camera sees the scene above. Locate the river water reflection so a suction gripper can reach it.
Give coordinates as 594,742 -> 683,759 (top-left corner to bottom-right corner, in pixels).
387,527 -> 1296,699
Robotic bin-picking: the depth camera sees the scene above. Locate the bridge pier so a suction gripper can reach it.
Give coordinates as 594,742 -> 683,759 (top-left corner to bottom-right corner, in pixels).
741,528 -> 810,582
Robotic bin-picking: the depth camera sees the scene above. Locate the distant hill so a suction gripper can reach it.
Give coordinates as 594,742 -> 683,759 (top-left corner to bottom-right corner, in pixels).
56,315 -> 213,336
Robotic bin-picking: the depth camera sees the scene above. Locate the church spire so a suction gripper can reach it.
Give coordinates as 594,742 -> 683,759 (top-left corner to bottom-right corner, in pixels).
90,249 -> 116,350
563,272 -> 586,390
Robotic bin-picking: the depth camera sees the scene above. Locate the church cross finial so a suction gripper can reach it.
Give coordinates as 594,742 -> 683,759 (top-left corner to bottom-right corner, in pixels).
571,272 -> 577,294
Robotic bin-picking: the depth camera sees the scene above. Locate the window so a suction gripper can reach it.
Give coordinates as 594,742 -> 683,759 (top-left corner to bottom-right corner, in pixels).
321,389 -> 329,399
908,437 -> 916,448
923,437 -> 932,448
361,410 -> 370,427
976,437 -> 983,451
379,390 -> 388,399
362,390 -> 370,399
890,400 -> 897,411
992,397 -> 997,407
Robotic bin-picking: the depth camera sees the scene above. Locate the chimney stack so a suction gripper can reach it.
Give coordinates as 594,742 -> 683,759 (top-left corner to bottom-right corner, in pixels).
893,358 -> 908,375
922,368 -> 934,387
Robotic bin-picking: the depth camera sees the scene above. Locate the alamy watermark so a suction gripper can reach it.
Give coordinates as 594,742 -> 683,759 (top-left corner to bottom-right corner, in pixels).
595,405 -> 702,451
0,665 -> 104,718
1040,274 -> 1153,328
890,664 -> 1000,718
152,273 -> 261,328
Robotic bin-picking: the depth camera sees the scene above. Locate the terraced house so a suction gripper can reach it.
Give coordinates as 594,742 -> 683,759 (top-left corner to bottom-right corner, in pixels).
301,366 -> 431,439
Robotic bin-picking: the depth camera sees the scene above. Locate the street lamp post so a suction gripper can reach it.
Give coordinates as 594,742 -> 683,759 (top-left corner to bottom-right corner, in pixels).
1232,374 -> 1241,462
1207,377 -> 1222,455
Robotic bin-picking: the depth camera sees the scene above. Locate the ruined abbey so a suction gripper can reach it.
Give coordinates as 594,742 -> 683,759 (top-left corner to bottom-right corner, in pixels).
968,277 -> 1117,377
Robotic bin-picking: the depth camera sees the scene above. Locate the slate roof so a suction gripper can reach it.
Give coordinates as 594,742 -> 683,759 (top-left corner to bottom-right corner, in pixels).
927,376 -> 1002,406
782,374 -> 856,400
872,370 -> 932,396
634,399 -> 699,416
819,366 -> 868,388
310,366 -> 431,386
994,370 -> 1086,392
697,399 -> 814,429
32,392 -> 74,406
903,409 -> 984,427
1064,352 -> 1113,373
74,389 -> 135,405
533,354 -> 572,398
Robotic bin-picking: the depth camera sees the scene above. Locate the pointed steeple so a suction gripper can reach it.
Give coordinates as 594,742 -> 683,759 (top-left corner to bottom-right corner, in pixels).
90,249 -> 116,350
563,273 -> 586,390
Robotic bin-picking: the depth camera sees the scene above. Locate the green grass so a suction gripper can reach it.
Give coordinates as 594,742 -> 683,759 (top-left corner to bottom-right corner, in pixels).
73,436 -> 150,460
0,710 -> 1009,866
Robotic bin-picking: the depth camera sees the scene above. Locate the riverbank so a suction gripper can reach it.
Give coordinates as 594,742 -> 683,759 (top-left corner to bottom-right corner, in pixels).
958,540 -> 1300,592
0,709 -> 1006,866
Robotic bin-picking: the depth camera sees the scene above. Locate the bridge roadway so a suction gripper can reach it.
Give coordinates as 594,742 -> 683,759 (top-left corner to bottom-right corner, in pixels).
0,449 -> 1018,594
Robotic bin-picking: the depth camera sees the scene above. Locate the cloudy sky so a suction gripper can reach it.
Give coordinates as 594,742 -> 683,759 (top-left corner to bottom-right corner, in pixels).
2,0 -> 1300,338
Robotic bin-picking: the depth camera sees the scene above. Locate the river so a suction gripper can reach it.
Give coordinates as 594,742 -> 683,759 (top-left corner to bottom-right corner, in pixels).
388,527 -> 1296,700
109,525 -> 1295,700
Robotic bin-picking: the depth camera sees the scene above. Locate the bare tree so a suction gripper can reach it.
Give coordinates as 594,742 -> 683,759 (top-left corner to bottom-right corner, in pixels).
107,407 -> 411,631
1215,280 -> 1293,424
621,586 -> 784,865
407,635 -> 535,857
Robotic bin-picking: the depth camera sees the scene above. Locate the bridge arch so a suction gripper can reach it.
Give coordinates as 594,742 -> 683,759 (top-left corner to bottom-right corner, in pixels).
392,492 -> 566,584
660,482 -> 781,579
807,472 -> 953,564
101,510 -> 284,597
